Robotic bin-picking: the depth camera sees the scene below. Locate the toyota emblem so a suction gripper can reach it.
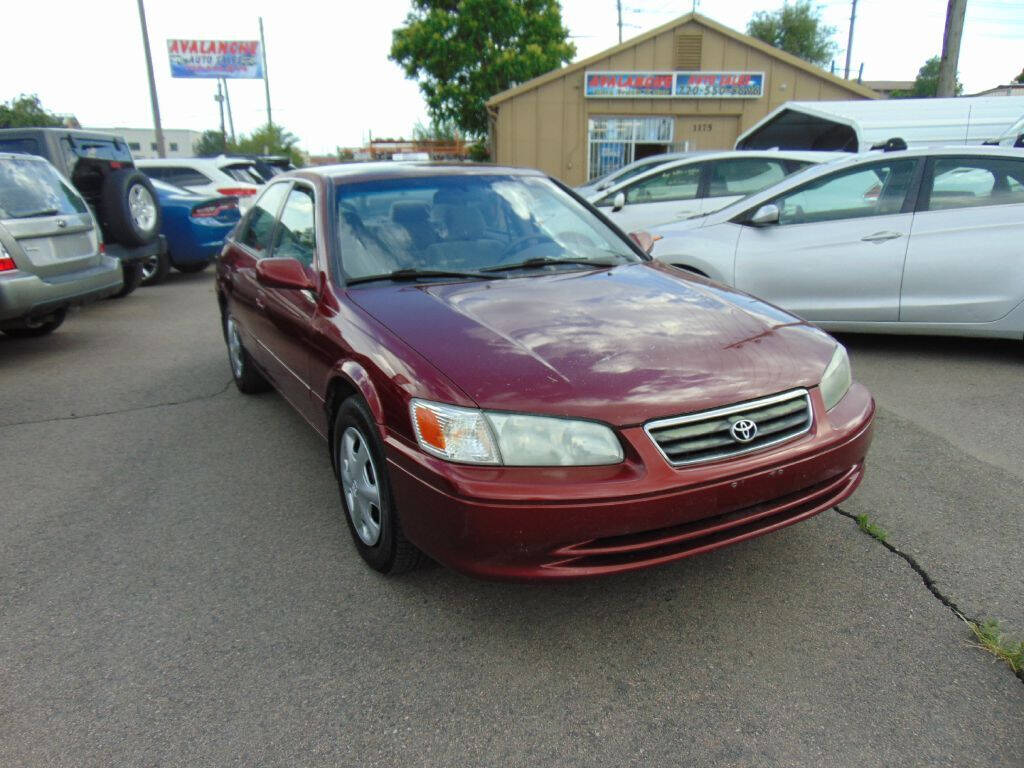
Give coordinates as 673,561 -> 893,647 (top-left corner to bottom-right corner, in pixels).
730,418 -> 758,443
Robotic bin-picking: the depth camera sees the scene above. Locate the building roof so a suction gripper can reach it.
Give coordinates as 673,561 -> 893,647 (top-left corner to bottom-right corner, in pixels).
486,12 -> 878,106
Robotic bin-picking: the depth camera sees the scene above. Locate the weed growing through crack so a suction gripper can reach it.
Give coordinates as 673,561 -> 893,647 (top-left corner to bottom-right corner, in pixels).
854,513 -> 888,543
968,619 -> 1024,675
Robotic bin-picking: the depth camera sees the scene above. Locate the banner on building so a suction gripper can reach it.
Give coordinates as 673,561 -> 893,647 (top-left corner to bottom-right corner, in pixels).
167,39 -> 264,79
584,71 -> 764,99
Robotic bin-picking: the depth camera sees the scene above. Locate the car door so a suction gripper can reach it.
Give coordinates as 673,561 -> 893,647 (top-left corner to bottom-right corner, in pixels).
900,155 -> 1024,323
700,157 -> 797,215
596,162 -> 704,231
220,181 -> 290,371
733,158 -> 920,322
257,181 -> 322,426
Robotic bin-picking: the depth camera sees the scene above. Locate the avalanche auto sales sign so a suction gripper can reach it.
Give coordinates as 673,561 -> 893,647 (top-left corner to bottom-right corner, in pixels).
167,39 -> 264,79
585,71 -> 764,98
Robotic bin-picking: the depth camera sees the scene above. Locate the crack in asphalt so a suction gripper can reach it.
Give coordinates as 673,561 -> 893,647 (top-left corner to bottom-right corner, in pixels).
0,379 -> 235,430
834,505 -> 1024,685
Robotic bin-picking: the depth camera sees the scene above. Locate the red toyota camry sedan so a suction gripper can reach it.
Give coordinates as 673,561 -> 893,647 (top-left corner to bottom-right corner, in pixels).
215,163 -> 874,580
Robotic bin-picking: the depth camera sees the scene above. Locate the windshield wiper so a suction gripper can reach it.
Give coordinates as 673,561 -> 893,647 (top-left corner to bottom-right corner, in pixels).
10,207 -> 60,219
481,256 -> 622,273
346,267 -> 505,285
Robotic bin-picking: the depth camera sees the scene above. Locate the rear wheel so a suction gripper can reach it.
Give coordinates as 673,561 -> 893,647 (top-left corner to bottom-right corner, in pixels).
110,261 -> 143,299
224,313 -> 270,394
174,261 -> 210,274
2,308 -> 67,338
335,397 -> 421,575
140,250 -> 170,286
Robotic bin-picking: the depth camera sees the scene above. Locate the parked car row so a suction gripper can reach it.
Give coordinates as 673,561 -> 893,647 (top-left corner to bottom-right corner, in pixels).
0,128 -> 249,338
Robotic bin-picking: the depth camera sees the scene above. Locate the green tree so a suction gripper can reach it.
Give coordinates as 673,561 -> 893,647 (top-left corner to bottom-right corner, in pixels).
747,0 -> 836,67
0,94 -> 64,129
193,129 -> 229,156
233,123 -> 304,167
390,0 -> 575,138
412,117 -> 460,141
891,56 -> 962,98
337,147 -> 355,161
1013,68 -> 1024,84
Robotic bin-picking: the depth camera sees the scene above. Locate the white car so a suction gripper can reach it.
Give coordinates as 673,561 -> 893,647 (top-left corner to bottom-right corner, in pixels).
649,145 -> 1024,339
575,151 -> 691,198
588,150 -> 844,232
136,156 -> 263,210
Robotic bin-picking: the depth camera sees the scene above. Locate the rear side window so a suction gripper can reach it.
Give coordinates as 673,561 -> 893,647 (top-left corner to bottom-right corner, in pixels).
622,164 -> 702,204
773,159 -> 917,225
0,157 -> 87,219
925,157 -> 1024,211
0,138 -> 41,156
272,186 -> 316,267
707,158 -> 787,198
221,164 -> 262,184
238,182 -> 290,254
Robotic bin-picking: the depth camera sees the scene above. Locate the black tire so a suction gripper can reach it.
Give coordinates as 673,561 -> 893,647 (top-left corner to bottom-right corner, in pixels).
100,169 -> 162,247
110,260 -> 143,299
224,312 -> 271,394
334,396 -> 421,575
174,260 -> 210,274
140,249 -> 170,286
2,307 -> 67,338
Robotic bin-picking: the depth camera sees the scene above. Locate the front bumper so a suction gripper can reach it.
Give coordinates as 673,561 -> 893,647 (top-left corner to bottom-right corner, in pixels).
0,256 -> 123,324
385,383 -> 875,580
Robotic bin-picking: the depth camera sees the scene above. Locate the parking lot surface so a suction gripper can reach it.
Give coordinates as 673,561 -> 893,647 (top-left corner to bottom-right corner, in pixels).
1,273 -> 1021,766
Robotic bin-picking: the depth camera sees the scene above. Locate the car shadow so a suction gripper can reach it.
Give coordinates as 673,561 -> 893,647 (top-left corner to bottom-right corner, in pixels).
833,331 -> 1022,363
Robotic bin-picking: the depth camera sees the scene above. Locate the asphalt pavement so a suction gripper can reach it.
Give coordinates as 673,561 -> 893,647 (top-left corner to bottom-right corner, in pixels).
1,273 -> 1021,766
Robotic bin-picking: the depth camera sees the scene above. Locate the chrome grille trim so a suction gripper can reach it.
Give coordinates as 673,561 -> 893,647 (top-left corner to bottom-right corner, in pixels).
644,389 -> 813,467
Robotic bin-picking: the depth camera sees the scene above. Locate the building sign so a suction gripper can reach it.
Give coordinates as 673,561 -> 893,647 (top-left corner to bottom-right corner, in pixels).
584,71 -> 764,99
585,72 -> 674,98
675,72 -> 764,98
167,39 -> 264,79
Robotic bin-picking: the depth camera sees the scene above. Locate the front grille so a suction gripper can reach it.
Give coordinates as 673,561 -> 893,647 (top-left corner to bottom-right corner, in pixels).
645,389 -> 812,466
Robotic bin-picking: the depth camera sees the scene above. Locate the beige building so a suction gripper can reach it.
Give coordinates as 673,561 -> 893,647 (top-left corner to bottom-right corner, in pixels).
486,12 -> 878,186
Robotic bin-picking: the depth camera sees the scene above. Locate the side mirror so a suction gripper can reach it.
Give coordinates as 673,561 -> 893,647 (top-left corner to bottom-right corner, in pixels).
749,203 -> 780,227
612,191 -> 626,212
628,231 -> 662,255
255,257 -> 316,291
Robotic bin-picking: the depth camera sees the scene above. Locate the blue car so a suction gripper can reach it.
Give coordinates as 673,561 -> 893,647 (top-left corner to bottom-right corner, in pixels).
141,180 -> 241,285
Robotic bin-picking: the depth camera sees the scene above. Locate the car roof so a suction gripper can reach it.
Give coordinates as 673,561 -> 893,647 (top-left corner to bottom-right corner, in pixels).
0,151 -> 48,162
279,161 -> 546,185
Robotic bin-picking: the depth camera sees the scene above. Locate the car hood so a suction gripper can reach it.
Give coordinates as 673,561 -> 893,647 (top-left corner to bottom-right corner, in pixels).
348,263 -> 837,426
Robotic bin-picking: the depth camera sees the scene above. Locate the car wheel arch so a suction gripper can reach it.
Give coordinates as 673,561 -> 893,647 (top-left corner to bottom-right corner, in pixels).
325,363 -> 385,475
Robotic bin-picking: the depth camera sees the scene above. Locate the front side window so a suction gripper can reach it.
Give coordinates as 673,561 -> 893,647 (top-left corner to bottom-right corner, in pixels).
613,164 -> 701,205
272,186 -> 316,267
336,174 -> 640,281
925,157 -> 1024,211
238,182 -> 290,254
0,157 -> 87,219
774,159 -> 917,225
708,158 -> 787,198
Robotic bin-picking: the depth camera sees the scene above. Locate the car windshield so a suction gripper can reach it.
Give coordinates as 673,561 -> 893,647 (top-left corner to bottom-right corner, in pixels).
336,173 -> 641,282
0,156 -> 87,219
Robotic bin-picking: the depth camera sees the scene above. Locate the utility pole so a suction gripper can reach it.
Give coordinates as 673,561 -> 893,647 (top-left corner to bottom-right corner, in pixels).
215,81 -> 226,152
135,0 -> 166,158
844,0 -> 857,79
259,16 -> 272,128
222,78 -> 236,143
938,0 -> 967,97
617,0 -> 623,44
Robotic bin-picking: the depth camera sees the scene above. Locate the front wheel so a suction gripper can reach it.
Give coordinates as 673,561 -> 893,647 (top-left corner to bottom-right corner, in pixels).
140,250 -> 170,286
335,397 -> 421,575
224,313 -> 270,394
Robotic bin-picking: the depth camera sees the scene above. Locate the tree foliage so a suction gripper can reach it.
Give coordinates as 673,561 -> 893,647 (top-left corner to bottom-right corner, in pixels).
0,94 -> 64,129
747,1 -> 837,68
193,129 -> 229,156
193,123 -> 304,166
891,56 -> 962,98
412,117 -> 460,141
390,0 -> 575,137
1013,68 -> 1024,85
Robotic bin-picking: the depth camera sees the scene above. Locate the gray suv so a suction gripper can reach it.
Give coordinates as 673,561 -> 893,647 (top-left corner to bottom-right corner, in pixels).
0,152 -> 122,336
0,128 -> 165,297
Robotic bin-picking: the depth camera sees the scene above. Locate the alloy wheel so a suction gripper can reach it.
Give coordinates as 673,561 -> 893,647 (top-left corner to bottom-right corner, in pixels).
129,184 -> 157,233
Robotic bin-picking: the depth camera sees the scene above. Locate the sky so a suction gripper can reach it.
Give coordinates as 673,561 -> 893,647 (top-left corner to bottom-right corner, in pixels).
2,0 -> 1021,155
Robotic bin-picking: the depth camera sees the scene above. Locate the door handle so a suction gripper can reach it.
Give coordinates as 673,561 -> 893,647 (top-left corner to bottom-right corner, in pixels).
861,231 -> 902,243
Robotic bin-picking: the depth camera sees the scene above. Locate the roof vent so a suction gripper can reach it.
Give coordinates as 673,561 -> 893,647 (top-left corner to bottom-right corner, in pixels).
674,34 -> 702,70
870,137 -> 908,152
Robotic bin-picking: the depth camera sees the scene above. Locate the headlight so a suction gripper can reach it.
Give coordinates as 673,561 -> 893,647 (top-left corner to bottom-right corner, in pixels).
820,344 -> 852,411
410,399 -> 624,466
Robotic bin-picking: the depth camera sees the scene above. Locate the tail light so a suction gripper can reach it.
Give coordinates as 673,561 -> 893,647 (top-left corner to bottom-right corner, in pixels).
192,201 -> 239,218
216,187 -> 258,198
0,242 -> 16,272
99,243 -> 106,254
